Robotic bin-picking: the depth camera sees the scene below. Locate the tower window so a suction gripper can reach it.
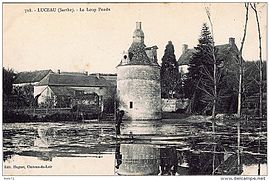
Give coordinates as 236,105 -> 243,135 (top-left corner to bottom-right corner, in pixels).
130,102 -> 133,109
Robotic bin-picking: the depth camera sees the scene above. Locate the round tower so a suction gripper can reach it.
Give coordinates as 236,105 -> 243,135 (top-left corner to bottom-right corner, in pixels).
116,22 -> 162,120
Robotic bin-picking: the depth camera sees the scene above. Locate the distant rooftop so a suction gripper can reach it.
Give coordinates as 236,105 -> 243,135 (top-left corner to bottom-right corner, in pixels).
178,38 -> 239,66
60,72 -> 86,76
38,73 -> 111,87
90,73 -> 117,86
178,49 -> 197,66
14,69 -> 53,84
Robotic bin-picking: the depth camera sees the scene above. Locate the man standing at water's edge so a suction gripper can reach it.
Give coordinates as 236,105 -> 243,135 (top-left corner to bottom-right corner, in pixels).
115,109 -> 124,136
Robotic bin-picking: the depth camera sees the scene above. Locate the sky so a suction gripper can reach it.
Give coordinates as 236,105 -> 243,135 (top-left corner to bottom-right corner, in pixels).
3,2 -> 267,74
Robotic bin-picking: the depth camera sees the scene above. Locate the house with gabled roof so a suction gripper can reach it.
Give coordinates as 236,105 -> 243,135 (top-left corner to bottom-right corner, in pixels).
178,37 -> 240,75
33,72 -> 115,113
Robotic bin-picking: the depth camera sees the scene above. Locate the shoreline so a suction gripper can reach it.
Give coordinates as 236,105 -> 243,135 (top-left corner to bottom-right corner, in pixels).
3,110 -> 100,123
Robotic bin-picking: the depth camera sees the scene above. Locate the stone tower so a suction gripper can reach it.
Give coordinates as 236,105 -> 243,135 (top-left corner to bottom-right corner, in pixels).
116,22 -> 162,120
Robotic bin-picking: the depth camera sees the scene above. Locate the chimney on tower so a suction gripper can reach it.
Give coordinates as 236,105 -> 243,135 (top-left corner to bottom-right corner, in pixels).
136,22 -> 142,29
133,22 -> 144,43
182,44 -> 188,54
229,37 -> 235,46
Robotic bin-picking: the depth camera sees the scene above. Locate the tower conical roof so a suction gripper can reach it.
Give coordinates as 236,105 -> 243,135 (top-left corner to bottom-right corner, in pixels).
127,42 -> 151,65
118,22 -> 159,66
120,42 -> 158,66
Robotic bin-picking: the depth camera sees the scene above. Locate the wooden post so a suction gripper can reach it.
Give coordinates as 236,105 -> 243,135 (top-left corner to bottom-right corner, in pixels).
212,117 -> 216,175
258,162 -> 261,176
212,144 -> 216,175
257,120 -> 261,175
237,120 -> 241,174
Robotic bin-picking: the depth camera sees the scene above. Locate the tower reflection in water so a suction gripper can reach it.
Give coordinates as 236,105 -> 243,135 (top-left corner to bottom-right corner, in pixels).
114,143 -> 247,175
115,143 -> 160,175
114,143 -> 191,175
114,144 -> 191,175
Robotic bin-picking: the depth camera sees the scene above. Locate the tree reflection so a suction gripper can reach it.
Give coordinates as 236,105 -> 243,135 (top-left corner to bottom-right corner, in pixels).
115,143 -> 122,169
160,147 -> 178,175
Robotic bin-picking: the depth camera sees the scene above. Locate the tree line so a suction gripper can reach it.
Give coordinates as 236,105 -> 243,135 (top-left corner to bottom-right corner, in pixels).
3,68 -> 35,109
160,3 -> 266,118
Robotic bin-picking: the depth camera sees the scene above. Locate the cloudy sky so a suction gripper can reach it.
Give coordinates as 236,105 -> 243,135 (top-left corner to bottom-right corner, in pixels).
3,2 -> 267,73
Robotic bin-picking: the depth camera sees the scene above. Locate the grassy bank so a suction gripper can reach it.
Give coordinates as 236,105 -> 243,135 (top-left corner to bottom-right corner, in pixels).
3,110 -> 99,123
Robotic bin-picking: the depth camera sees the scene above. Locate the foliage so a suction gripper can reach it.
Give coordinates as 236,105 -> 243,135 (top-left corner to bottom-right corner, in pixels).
214,49 -> 239,113
13,85 -> 35,107
243,61 -> 266,97
3,67 -> 16,96
103,86 -> 117,113
3,68 -> 36,109
251,3 -> 264,118
184,23 -> 243,114
55,96 -> 71,108
185,23 -> 216,114
160,41 -> 181,98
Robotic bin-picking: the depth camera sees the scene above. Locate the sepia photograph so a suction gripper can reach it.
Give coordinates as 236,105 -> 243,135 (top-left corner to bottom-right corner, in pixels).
2,2 -> 267,177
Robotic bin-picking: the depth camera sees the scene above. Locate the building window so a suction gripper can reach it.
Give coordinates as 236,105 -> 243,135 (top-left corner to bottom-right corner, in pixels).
130,102 -> 133,109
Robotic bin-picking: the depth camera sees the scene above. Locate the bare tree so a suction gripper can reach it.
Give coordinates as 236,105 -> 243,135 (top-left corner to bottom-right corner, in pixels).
205,7 -> 217,175
251,3 -> 264,176
237,3 -> 250,118
250,3 -> 263,118
233,4 -> 250,173
205,7 -> 217,119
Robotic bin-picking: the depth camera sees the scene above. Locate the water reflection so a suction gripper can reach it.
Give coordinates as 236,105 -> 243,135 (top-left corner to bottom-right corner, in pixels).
160,147 -> 178,175
115,143 -> 122,169
114,143 -> 267,176
115,144 -> 160,175
34,127 -> 56,148
3,122 -> 267,176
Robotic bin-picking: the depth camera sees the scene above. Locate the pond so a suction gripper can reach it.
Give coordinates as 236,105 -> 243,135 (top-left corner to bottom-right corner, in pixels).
2,120 -> 267,176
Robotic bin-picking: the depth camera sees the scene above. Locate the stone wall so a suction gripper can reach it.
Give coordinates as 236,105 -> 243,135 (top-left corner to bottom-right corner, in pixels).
117,65 -> 161,120
162,98 -> 189,112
